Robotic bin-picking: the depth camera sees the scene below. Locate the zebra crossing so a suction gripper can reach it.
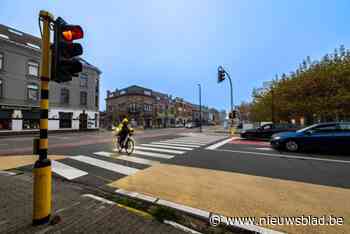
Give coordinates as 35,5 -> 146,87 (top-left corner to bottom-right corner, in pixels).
48,134 -> 227,183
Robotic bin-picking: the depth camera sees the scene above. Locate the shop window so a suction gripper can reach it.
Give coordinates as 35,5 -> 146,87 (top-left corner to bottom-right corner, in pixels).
59,112 -> 72,128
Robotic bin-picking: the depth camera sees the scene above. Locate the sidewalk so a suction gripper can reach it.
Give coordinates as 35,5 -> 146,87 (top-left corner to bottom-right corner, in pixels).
0,171 -> 186,234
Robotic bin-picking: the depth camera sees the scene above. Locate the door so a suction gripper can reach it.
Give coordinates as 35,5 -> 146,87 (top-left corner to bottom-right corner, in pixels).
260,124 -> 273,139
334,123 -> 350,152
79,113 -> 88,130
303,124 -> 337,151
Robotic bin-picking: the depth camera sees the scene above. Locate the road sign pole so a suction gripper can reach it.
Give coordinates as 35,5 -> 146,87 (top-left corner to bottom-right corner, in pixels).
33,10 -> 53,226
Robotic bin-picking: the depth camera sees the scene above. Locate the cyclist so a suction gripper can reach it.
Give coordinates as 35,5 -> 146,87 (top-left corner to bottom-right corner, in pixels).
118,118 -> 131,148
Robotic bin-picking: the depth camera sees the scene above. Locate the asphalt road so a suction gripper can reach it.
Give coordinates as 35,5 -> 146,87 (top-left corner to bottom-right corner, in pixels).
1,129 -> 349,190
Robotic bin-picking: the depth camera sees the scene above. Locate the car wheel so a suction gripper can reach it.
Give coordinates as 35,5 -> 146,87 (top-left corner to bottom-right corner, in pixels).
285,140 -> 299,152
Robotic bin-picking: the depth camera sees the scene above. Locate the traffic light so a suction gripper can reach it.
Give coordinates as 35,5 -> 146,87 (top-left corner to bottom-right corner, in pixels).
229,110 -> 236,119
217,67 -> 225,83
51,17 -> 84,83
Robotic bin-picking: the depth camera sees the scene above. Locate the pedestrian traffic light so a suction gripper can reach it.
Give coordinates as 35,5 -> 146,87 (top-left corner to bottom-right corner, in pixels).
51,17 -> 84,83
217,67 -> 225,83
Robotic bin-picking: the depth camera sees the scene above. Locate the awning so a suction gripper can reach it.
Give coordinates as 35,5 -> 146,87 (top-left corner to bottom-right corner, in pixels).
0,110 -> 12,119
22,110 -> 40,120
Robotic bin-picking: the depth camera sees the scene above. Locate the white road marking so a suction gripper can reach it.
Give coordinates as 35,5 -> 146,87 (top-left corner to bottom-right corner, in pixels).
140,144 -> 193,151
215,149 -> 350,164
255,147 -> 273,151
133,150 -> 174,159
156,199 -> 210,219
150,142 -> 200,148
51,160 -> 88,180
134,146 -> 185,154
93,151 -> 113,157
118,155 -> 159,165
115,189 -> 157,203
82,194 -> 115,205
71,155 -> 139,175
205,137 -> 236,150
162,140 -> 207,145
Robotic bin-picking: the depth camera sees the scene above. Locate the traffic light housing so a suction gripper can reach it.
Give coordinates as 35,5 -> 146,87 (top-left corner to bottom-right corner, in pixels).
218,68 -> 225,83
229,110 -> 236,119
51,17 -> 84,83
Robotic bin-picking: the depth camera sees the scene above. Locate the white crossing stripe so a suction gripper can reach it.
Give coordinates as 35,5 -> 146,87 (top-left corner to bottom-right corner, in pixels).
162,140 -> 207,145
133,150 -> 174,159
206,137 -> 236,150
71,155 -> 139,175
150,142 -> 201,148
134,146 -> 185,154
51,160 -> 88,180
118,155 -> 159,165
256,147 -> 273,151
140,144 -> 194,151
94,151 -> 113,157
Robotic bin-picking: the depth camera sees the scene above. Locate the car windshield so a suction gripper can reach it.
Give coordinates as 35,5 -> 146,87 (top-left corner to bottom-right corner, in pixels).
296,124 -> 318,133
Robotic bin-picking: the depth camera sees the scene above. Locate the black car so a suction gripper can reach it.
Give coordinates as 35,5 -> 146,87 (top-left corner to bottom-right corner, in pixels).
240,123 -> 299,140
270,122 -> 350,152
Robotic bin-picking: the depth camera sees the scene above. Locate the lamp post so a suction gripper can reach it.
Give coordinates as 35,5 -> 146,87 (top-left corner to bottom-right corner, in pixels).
198,84 -> 202,133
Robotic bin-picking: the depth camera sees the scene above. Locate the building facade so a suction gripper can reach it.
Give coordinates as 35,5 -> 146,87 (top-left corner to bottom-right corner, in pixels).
174,97 -> 193,126
105,85 -> 220,129
0,24 -> 101,132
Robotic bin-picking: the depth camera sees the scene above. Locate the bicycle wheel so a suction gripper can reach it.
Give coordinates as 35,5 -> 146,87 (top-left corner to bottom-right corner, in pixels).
125,139 -> 135,155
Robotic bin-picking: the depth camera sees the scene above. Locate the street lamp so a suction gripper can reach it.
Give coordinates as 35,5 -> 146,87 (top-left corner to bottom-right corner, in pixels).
217,66 -> 234,130
198,84 -> 202,133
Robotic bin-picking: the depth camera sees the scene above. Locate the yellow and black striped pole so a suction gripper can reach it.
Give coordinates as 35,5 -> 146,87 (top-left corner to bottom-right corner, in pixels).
33,10 -> 54,226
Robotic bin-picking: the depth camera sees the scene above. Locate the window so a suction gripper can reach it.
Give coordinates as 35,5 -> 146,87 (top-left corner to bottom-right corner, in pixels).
144,90 -> 151,96
80,74 -> 88,87
80,91 -> 87,105
96,80 -> 99,93
129,103 -> 137,112
339,123 -> 350,131
312,124 -> 337,133
0,53 -> 3,70
27,84 -> 39,101
144,104 -> 152,112
95,95 -> 98,108
0,80 -> 2,98
28,61 -> 39,77
60,88 -> 70,104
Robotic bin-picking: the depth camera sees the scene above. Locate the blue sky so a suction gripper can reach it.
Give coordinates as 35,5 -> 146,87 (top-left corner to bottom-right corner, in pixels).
1,0 -> 350,111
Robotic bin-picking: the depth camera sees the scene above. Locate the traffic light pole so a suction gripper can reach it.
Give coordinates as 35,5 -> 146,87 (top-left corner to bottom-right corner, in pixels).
224,70 -> 234,131
198,84 -> 202,133
33,10 -> 53,225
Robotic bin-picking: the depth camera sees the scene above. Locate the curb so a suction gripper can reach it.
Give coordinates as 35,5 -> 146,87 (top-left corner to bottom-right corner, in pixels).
115,189 -> 285,234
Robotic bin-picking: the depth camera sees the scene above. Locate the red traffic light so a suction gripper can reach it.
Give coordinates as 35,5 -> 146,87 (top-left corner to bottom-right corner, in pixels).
62,26 -> 84,41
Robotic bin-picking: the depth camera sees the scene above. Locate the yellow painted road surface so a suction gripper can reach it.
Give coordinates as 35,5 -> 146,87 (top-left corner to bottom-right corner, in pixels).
110,164 -> 350,234
0,155 -> 66,171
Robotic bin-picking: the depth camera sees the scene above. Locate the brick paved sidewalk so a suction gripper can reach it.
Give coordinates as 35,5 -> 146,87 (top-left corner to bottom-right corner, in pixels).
0,172 -> 186,234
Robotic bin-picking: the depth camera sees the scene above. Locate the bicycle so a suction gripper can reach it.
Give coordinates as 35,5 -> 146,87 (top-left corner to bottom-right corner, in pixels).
112,128 -> 135,155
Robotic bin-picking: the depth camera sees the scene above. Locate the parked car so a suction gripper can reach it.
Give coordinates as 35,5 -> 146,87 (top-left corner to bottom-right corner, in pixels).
240,123 -> 299,140
270,122 -> 350,152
